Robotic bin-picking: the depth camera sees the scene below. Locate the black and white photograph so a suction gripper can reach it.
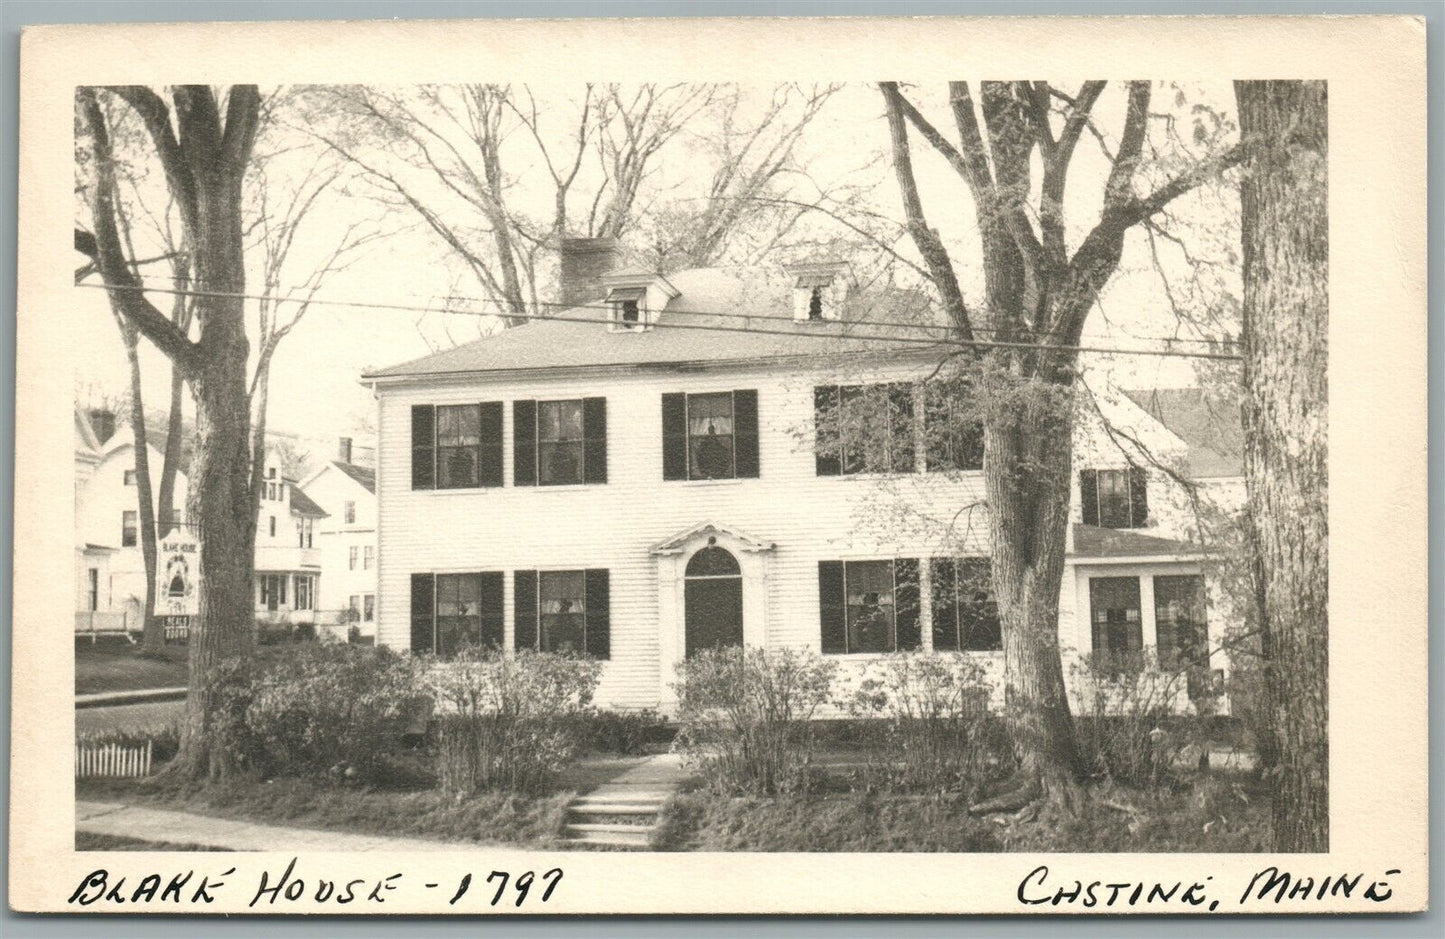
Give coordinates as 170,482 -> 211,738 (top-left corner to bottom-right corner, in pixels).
11,12 -> 1428,916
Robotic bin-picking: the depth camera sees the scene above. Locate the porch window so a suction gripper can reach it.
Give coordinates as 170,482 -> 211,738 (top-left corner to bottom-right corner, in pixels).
408,572 -> 504,657
930,557 -> 1002,651
513,568 -> 610,658
349,595 -> 360,621
121,510 -> 137,547
513,398 -> 607,486
1154,573 -> 1209,672
1089,576 -> 1143,671
661,391 -> 760,481
294,575 -> 314,612
817,558 -> 920,654
1080,467 -> 1149,529
259,573 -> 287,611
363,594 -> 375,622
410,403 -> 504,490
814,383 -> 916,476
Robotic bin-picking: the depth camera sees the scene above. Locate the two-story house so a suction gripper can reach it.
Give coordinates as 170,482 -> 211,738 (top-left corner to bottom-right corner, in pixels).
363,243 -> 1240,712
298,437 -> 378,639
254,452 -> 329,631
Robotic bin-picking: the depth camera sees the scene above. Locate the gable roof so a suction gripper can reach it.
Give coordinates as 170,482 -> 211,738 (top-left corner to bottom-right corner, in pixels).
75,407 -> 103,454
287,484 -> 328,518
329,461 -> 376,494
1122,387 -> 1244,478
364,268 -> 950,381
1069,524 -> 1207,560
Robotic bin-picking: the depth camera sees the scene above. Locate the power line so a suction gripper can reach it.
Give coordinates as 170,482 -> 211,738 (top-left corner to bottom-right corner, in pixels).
76,280 -> 1244,362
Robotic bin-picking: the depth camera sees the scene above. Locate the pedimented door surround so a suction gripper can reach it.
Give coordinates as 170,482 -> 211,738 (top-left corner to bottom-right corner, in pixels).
651,521 -> 775,708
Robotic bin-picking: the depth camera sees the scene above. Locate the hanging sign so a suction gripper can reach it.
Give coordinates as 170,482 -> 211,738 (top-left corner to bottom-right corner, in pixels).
155,528 -> 200,616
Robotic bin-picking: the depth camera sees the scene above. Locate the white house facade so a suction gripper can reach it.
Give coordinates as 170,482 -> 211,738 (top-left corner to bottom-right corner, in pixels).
299,439 -> 378,638
365,250 -> 1242,713
254,452 -> 328,631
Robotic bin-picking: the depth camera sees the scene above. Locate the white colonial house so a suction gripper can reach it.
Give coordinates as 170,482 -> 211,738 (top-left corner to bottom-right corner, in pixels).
253,452 -> 329,631
298,438 -> 378,638
363,242 -> 1243,713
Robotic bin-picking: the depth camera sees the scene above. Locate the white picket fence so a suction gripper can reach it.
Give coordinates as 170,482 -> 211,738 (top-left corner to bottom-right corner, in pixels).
75,740 -> 153,779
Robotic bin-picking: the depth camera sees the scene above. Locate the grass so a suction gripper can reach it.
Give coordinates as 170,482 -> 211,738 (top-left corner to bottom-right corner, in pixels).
76,832 -> 228,852
75,641 -> 188,695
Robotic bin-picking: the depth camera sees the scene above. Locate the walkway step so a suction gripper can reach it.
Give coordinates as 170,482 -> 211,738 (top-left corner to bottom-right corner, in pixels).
565,829 -> 653,849
566,822 -> 654,834
568,802 -> 661,815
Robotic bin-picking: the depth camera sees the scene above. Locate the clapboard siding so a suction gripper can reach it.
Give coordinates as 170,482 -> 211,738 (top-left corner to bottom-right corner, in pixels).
374,359 -> 1232,710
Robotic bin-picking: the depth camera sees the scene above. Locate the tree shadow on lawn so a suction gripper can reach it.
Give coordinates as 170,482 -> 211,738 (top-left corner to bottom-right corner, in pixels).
75,640 -> 189,695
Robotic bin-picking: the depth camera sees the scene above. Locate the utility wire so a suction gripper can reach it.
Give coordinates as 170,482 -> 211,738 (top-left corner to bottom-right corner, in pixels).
76,281 -> 1244,362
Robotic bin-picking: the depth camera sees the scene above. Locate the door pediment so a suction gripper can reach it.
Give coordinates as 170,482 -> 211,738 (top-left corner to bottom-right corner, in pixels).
650,520 -> 775,556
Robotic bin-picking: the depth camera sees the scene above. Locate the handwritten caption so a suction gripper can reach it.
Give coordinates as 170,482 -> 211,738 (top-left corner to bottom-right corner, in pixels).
67,857 -> 563,910
1016,864 -> 1403,910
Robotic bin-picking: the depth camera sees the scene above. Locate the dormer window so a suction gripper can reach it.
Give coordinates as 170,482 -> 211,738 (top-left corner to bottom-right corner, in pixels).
620,298 -> 640,325
808,286 -> 824,321
786,261 -> 852,323
601,272 -> 677,333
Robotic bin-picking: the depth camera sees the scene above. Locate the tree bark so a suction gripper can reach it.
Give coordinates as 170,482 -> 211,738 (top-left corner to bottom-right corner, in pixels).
1235,79 -> 1329,852
118,325 -> 164,655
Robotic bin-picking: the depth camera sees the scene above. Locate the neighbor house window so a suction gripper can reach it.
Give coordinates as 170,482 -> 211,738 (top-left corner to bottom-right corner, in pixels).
512,398 -> 607,486
121,510 -> 137,547
294,575 -> 314,612
408,572 -> 504,657
513,568 -> 610,658
349,546 -> 358,570
88,568 -> 99,611
344,501 -> 356,524
259,574 -> 287,611
363,594 -> 375,622
268,516 -> 276,538
1089,576 -> 1143,671
1080,467 -> 1148,529
123,469 -> 136,486
349,595 -> 360,620
296,517 -> 313,548
931,557 -> 1002,651
661,391 -> 760,481
924,385 -> 984,472
1154,574 -> 1208,670
364,546 -> 374,570
814,383 -> 916,475
817,559 -> 920,654
410,403 -> 504,490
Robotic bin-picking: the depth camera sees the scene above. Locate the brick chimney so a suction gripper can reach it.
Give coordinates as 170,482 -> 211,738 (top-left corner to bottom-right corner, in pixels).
88,408 -> 117,444
338,437 -> 353,464
558,237 -> 619,307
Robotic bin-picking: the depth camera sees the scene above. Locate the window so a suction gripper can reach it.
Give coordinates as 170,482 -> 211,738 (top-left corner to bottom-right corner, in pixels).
364,546 -> 374,570
408,572 -> 504,657
808,286 -> 824,320
1089,576 -> 1143,671
349,595 -> 360,620
294,575 -> 314,612
410,403 -> 503,490
88,568 -> 99,612
814,383 -> 916,476
121,510 -> 137,547
924,385 -> 984,472
123,469 -> 136,486
363,594 -> 375,623
513,568 -> 610,658
268,515 -> 276,538
259,573 -> 288,611
661,391 -> 760,481
931,558 -> 1002,651
1080,467 -> 1148,529
1154,574 -> 1208,671
297,517 -> 313,548
344,501 -> 356,524
607,286 -> 647,330
620,299 -> 640,324
818,559 -> 920,654
349,546 -> 358,571
513,398 -> 607,486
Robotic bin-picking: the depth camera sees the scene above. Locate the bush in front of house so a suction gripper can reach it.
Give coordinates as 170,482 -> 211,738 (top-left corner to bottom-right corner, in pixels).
672,646 -> 838,796
847,652 -> 1014,795
211,643 -> 422,782
424,647 -> 601,796
570,708 -> 673,755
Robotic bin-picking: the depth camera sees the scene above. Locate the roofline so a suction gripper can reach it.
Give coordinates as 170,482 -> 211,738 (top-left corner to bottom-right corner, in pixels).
361,346 -> 946,387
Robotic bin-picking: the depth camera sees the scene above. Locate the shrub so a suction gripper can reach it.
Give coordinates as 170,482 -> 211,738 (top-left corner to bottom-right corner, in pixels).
571,708 -> 672,755
1070,653 -> 1211,788
672,646 -> 837,796
210,643 -> 422,783
847,652 -> 1012,795
424,648 -> 601,795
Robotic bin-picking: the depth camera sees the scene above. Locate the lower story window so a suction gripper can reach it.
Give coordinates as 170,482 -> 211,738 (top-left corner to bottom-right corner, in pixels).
1154,574 -> 1210,696
363,594 -> 375,623
409,572 -> 504,658
818,559 -> 920,654
1089,576 -> 1143,671
931,557 -> 1002,651
259,573 -> 287,611
513,568 -> 610,659
294,574 -> 314,612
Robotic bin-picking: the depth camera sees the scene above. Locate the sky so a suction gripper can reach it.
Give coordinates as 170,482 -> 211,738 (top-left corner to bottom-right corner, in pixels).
73,81 -> 1242,463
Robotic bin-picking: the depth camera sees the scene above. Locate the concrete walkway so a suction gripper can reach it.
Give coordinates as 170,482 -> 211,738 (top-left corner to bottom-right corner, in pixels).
76,801 -> 496,853
76,687 -> 187,709
581,752 -> 689,797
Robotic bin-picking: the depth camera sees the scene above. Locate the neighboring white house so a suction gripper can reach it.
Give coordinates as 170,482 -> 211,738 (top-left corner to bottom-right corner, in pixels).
362,244 -> 1244,713
254,451 -> 328,631
299,438 -> 378,638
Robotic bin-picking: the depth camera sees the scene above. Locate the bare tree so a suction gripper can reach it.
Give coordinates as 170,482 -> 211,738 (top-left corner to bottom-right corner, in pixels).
75,84 -> 262,780
878,81 -> 1250,813
1234,79 -> 1328,852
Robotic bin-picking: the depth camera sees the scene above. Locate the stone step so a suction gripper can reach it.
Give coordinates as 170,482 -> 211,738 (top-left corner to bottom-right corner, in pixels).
568,802 -> 664,815
574,790 -> 672,802
566,822 -> 656,835
565,827 -> 653,848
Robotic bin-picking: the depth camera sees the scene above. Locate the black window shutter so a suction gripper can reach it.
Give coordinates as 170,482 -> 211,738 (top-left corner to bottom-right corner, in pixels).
733,389 -> 760,478
814,386 -> 841,476
584,568 -> 610,660
818,561 -> 847,653
411,405 -> 435,490
583,397 -> 608,484
930,558 -> 960,651
409,573 -> 435,654
662,393 -> 688,480
478,402 -> 504,487
888,384 -> 917,473
1128,465 -> 1149,528
512,400 -> 537,486
894,558 -> 921,650
1080,469 -> 1099,526
477,571 -> 505,649
514,570 -> 538,650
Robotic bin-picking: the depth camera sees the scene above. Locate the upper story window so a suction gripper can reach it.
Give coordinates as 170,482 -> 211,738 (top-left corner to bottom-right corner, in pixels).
602,271 -> 677,333
296,517 -> 313,548
344,501 -> 356,524
661,390 -> 760,481
123,469 -> 136,486
513,398 -> 607,487
607,287 -> 647,331
121,510 -> 137,547
931,557 -> 1002,651
924,386 -> 984,473
514,568 -> 610,659
364,545 -> 374,570
814,383 -> 916,476
1080,467 -> 1148,529
817,558 -> 921,655
411,403 -> 504,490
349,546 -> 358,570
268,515 -> 276,538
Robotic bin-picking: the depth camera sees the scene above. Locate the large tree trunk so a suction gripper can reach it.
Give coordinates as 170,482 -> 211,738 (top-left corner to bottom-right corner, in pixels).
156,369 -> 185,536
1236,80 -> 1329,852
119,326 -> 164,655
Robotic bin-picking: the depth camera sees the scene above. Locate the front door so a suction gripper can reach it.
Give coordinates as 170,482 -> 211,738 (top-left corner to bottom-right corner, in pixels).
684,546 -> 744,656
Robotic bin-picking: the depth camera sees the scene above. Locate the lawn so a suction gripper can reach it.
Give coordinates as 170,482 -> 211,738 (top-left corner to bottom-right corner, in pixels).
76,832 -> 228,852
75,642 -> 188,695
